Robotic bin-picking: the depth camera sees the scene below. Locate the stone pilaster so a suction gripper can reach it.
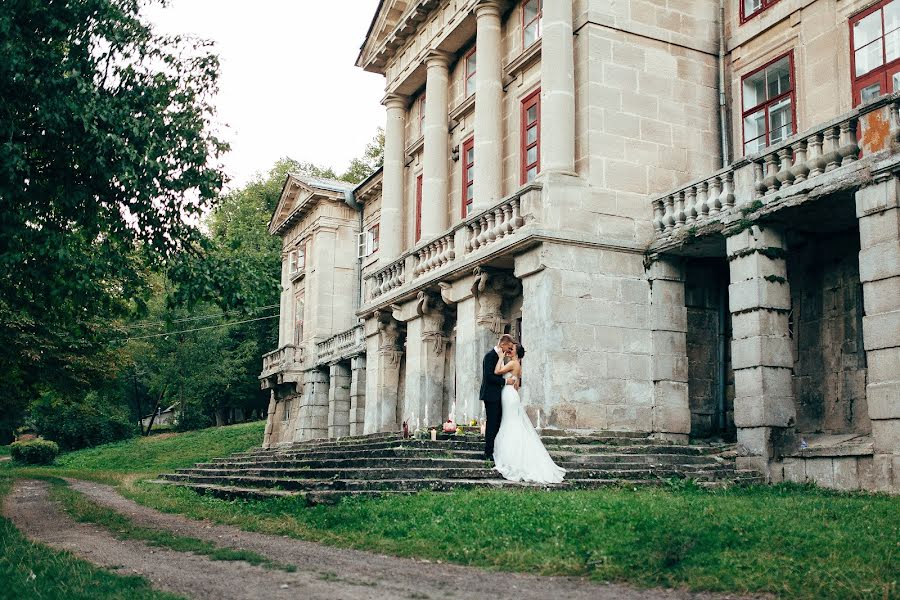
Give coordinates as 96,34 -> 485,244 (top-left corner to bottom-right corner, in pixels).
297,369 -> 329,441
856,178 -> 900,491
454,291 -> 493,423
262,390 -> 276,448
648,258 -> 690,442
327,362 -> 351,438
278,255 -> 291,346
418,291 -> 449,427
726,225 -> 795,479
473,1 -> 503,210
540,0 -> 575,175
381,94 -> 407,261
363,312 -> 404,434
422,51 -> 452,239
349,356 -> 367,436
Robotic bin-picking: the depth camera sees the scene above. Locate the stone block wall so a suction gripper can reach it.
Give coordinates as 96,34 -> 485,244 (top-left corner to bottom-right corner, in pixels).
515,241 -> 656,432
788,229 -> 869,435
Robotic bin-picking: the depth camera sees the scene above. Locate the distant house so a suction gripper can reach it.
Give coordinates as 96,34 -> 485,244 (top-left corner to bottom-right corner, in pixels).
141,404 -> 178,430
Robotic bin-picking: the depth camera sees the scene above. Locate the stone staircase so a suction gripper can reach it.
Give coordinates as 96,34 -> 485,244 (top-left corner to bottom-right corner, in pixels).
152,431 -> 763,505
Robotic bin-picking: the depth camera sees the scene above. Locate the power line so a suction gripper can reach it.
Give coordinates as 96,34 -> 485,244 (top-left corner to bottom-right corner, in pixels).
123,314 -> 279,341
123,304 -> 280,330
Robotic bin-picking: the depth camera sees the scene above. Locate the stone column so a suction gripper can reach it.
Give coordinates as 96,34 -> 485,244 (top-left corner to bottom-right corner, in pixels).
649,258 -> 690,443
366,312 -> 404,433
262,390 -> 276,448
418,291 -> 449,427
454,292 -> 493,424
726,225 -> 795,479
278,255 -> 291,346
297,369 -> 329,441
349,356 -> 367,436
473,1 -> 503,211
381,94 -> 407,260
327,362 -> 351,438
540,0 -> 575,174
856,178 -> 900,491
422,51 -> 452,239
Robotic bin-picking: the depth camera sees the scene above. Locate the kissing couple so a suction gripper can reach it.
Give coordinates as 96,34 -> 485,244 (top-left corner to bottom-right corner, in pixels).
479,334 -> 565,484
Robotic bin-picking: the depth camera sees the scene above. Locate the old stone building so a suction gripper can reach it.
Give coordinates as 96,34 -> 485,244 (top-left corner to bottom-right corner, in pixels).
260,0 -> 900,492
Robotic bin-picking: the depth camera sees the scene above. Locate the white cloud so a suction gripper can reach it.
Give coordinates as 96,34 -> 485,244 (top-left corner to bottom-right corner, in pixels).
142,0 -> 385,189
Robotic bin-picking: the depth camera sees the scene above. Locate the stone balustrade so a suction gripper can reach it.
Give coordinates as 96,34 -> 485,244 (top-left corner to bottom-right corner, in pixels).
652,97 -> 900,237
465,196 -> 526,253
412,233 -> 456,277
366,183 -> 538,302
260,344 -> 301,379
316,325 -> 365,364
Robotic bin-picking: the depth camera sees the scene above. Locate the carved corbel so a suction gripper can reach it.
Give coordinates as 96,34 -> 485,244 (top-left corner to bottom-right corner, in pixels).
438,281 -> 455,306
417,290 -> 448,355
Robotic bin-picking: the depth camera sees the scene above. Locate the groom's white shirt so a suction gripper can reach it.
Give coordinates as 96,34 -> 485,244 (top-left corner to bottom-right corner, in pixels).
494,346 -> 501,357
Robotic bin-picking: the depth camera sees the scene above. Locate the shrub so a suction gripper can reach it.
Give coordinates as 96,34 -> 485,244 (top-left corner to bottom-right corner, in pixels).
10,439 -> 59,464
30,391 -> 136,451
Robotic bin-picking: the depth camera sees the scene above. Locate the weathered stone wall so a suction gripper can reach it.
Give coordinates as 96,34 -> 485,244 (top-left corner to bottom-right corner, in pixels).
788,229 -> 869,435
684,259 -> 734,438
515,241 -> 655,432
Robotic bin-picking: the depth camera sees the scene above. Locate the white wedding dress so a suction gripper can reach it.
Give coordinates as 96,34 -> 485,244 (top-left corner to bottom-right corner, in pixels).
493,374 -> 566,484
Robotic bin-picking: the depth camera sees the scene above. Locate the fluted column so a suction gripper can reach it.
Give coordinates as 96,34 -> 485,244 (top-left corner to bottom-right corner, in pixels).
381,94 -> 407,260
540,0 -> 575,174
473,1 -> 503,211
422,50 -> 452,240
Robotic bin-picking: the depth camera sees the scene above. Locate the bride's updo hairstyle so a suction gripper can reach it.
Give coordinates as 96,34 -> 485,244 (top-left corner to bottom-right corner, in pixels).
516,344 -> 526,359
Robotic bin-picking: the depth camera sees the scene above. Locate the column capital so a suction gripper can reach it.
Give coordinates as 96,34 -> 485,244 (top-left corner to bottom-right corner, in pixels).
474,0 -> 502,18
425,49 -> 453,69
381,93 -> 407,109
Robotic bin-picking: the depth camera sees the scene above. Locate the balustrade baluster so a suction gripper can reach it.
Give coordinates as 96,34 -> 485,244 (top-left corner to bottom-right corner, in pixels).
708,176 -> 722,215
663,195 -> 676,230
697,181 -> 709,218
753,161 -> 766,198
838,120 -> 859,165
762,154 -> 779,193
502,204 -> 514,236
674,191 -> 686,228
684,186 -> 697,224
823,126 -> 841,172
790,140 -> 809,183
486,211 -> 498,243
806,133 -> 825,178
476,216 -> 490,247
721,171 -> 736,208
652,199 -> 665,232
512,198 -> 524,228
775,147 -> 795,189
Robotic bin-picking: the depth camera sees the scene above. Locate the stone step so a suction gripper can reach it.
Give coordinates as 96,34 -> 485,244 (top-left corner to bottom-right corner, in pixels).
197,453 -> 725,472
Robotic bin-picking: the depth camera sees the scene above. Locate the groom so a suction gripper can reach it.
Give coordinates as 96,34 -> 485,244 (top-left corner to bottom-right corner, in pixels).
480,334 -> 516,461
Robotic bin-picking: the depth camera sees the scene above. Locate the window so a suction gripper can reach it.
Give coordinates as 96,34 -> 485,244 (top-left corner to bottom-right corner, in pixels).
465,48 -> 477,97
851,0 -> 900,105
462,137 -> 475,217
289,251 -> 297,274
282,399 -> 291,423
522,0 -> 542,47
741,0 -> 782,23
741,53 -> 795,155
297,243 -> 306,271
357,224 -> 380,258
294,292 -> 304,346
415,174 -> 423,242
418,94 -> 426,137
521,89 -> 541,183
370,224 -> 380,252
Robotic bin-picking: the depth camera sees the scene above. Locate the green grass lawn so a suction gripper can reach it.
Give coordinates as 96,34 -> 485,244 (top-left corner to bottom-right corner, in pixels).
2,420 -> 898,599
0,478 -> 183,600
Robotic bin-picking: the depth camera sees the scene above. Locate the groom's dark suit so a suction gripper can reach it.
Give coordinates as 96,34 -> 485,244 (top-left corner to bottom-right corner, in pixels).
480,348 -> 506,459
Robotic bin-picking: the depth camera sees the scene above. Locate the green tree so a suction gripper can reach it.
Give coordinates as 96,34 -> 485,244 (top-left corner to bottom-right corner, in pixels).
342,128 -> 384,184
0,0 -> 228,441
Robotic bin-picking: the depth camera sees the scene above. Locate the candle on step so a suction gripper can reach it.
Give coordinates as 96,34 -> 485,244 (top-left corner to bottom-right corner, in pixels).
430,428 -> 437,441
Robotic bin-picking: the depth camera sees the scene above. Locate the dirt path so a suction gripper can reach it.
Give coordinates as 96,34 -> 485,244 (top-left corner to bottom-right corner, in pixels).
5,479 -> 770,600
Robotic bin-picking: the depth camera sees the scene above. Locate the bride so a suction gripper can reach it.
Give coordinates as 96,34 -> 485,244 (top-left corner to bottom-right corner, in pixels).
492,343 -> 566,484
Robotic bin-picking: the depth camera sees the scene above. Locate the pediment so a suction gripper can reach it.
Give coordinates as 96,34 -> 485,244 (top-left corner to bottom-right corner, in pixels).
269,174 -> 355,236
357,0 -> 413,69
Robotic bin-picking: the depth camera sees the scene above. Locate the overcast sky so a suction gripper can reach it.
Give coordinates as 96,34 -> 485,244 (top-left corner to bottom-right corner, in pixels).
142,0 -> 385,189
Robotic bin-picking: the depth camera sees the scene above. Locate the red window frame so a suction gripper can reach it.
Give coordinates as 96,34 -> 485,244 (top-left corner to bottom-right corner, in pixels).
522,0 -> 542,48
464,47 -> 476,97
415,174 -> 423,242
294,291 -> 304,346
740,52 -> 797,155
418,94 -> 426,137
520,88 -> 541,184
740,0 -> 783,24
461,136 -> 475,217
369,224 -> 380,253
850,0 -> 900,106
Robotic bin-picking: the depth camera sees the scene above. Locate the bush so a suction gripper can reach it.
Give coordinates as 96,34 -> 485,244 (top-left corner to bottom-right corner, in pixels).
30,391 -> 136,451
10,439 -> 59,464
